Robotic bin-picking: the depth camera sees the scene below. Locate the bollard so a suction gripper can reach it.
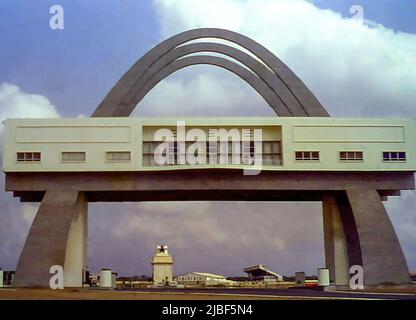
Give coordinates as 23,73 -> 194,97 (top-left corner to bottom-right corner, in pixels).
295,271 -> 306,286
111,272 -> 117,289
100,269 -> 112,288
317,268 -> 330,286
0,270 -> 3,288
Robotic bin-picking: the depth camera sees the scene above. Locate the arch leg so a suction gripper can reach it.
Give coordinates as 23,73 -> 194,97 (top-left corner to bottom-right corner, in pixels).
344,188 -> 410,285
14,190 -> 87,288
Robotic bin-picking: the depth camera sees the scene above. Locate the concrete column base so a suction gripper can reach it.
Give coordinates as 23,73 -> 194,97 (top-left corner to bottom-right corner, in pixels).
322,196 -> 349,286
13,190 -> 87,288
323,188 -> 411,287
345,188 -> 411,286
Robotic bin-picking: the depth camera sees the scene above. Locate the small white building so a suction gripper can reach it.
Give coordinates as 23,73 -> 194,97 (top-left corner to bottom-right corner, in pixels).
175,272 -> 232,286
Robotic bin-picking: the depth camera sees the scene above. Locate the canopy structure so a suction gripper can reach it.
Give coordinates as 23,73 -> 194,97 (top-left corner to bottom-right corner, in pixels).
244,265 -> 283,281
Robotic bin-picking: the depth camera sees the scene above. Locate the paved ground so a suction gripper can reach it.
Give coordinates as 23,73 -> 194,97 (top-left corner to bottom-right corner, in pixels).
1,287 -> 416,300
122,287 -> 416,300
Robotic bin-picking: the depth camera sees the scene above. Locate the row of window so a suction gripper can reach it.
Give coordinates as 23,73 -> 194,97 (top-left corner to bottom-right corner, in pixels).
16,151 -> 131,163
15,150 -> 408,164
142,141 -> 281,155
295,151 -> 407,162
142,154 -> 282,166
142,141 -> 282,166
177,276 -> 205,281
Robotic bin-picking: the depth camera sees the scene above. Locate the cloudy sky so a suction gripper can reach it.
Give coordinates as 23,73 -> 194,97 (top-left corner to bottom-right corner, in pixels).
0,0 -> 415,277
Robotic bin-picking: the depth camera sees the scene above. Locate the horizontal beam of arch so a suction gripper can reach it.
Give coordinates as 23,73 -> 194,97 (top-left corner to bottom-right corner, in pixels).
119,42 -> 308,117
92,28 -> 329,117
130,55 -> 293,116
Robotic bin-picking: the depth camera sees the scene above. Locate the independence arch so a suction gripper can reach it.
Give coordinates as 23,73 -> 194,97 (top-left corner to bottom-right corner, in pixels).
6,28 -> 413,288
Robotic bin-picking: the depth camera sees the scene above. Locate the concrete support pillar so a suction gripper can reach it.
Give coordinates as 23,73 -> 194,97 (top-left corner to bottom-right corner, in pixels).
322,196 -> 349,286
344,188 -> 411,286
14,190 -> 87,288
63,193 -> 88,287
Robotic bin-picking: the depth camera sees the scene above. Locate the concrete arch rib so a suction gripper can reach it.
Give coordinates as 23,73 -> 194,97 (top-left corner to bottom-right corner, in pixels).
132,55 -> 293,117
92,28 -> 329,117
120,42 -> 307,117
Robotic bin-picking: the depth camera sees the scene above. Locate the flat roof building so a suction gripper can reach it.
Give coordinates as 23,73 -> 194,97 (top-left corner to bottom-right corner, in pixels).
175,272 -> 232,286
3,117 -> 416,173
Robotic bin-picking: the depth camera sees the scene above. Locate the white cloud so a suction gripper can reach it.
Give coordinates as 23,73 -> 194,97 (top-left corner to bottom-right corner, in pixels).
0,83 -> 60,125
143,0 -> 416,118
136,69 -> 274,116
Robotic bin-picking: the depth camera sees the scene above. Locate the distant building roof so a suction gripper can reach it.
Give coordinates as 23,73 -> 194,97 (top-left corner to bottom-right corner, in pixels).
227,276 -> 249,281
176,272 -> 226,279
244,264 -> 282,280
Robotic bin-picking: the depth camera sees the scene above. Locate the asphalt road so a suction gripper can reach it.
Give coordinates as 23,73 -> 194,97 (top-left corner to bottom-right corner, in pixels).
121,287 -> 416,300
